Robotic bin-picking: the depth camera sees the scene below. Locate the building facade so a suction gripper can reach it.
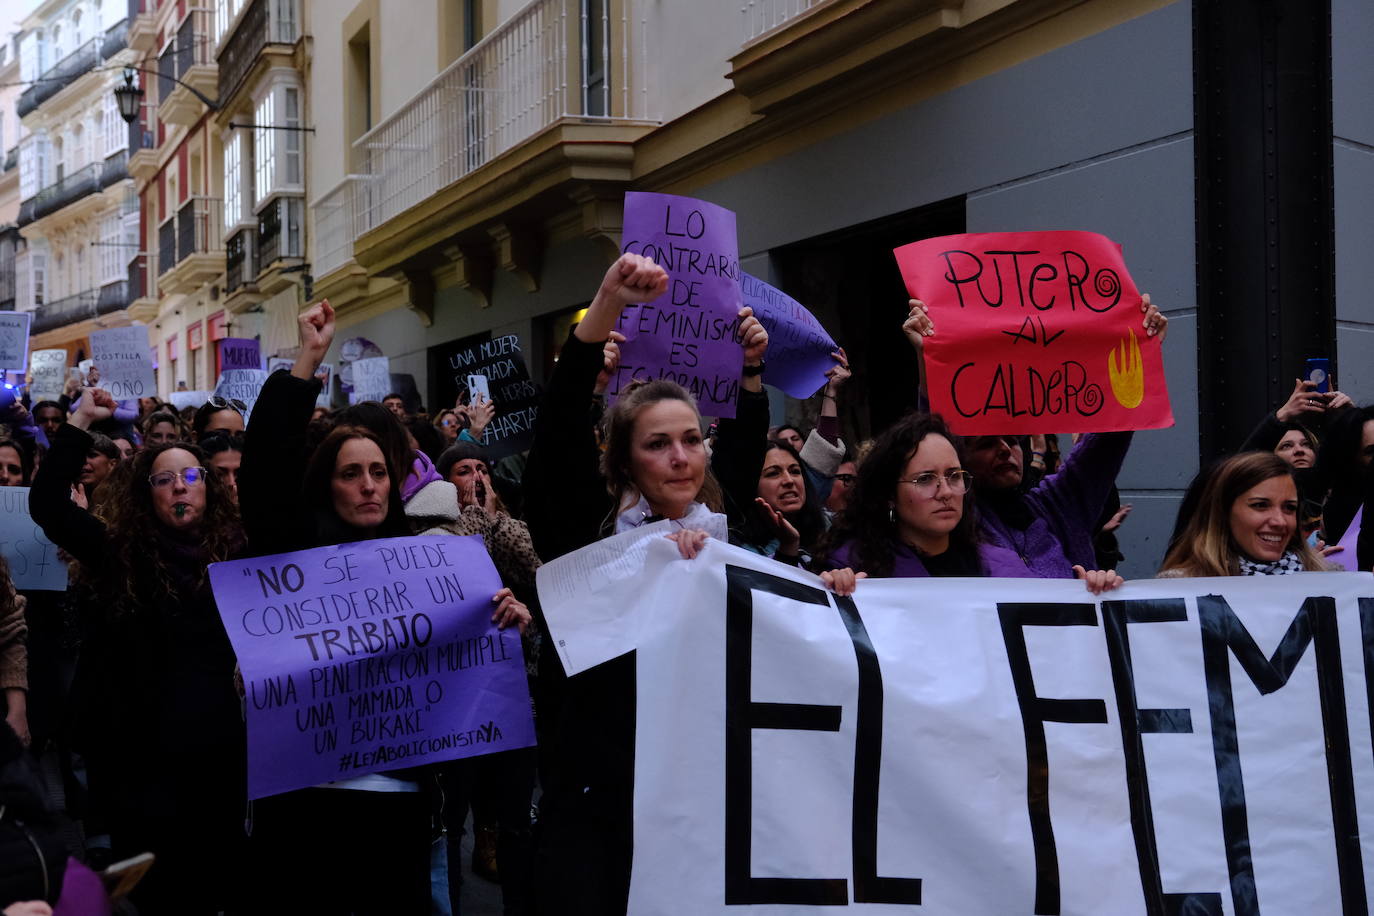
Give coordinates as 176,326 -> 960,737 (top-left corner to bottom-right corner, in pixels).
0,34 -> 23,314
15,0 -> 139,363
123,0 -> 306,394
274,0 -> 1374,575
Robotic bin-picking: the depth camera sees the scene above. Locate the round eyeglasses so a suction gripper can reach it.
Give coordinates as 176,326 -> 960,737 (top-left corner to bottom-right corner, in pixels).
896,470 -> 972,497
149,466 -> 208,489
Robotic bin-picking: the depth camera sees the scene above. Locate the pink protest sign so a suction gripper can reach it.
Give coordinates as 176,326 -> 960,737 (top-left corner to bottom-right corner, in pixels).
893,231 -> 1174,434
611,192 -> 744,417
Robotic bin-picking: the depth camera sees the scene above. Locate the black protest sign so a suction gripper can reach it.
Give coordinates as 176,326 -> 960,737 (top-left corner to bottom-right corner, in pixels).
435,333 -> 540,461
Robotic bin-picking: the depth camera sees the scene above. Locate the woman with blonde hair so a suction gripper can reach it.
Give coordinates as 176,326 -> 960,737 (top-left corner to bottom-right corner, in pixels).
1159,451 -> 1330,577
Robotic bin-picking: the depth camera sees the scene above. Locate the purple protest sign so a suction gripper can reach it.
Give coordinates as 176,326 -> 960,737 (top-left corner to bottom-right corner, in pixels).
209,535 -> 535,799
1329,507 -> 1362,571
739,273 -> 838,398
613,191 -> 744,417
218,337 -> 262,372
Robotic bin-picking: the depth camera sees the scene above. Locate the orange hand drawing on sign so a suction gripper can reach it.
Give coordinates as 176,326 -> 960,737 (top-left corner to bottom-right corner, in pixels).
1108,327 -> 1144,409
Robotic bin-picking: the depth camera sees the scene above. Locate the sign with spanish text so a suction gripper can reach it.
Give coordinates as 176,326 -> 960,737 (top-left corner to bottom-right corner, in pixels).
90,325 -> 156,400
740,273 -> 838,398
613,192 -> 744,417
443,333 -> 540,460
350,356 -> 391,404
0,487 -> 67,591
218,337 -> 262,372
210,535 -> 536,798
0,312 -> 31,372
28,349 -> 68,403
540,538 -> 1374,915
213,369 -> 268,420
893,231 -> 1173,434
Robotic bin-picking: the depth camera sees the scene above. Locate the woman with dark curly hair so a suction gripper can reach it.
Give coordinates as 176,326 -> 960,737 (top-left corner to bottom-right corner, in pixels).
820,414 -> 1032,579
820,413 -> 1122,592
30,387 -> 248,915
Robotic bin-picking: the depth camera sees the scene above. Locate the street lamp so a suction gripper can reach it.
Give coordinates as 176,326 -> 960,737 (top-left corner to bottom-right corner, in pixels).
114,68 -> 143,124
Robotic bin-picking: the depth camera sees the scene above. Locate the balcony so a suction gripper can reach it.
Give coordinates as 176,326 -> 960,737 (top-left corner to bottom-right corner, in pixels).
158,9 -> 217,126
158,196 -> 224,294
30,281 -> 130,334
127,0 -> 158,54
254,196 -> 302,294
22,163 -> 97,226
741,0 -> 828,42
312,178 -> 359,279
225,226 -> 259,297
17,150 -> 133,228
328,0 -> 655,280
127,252 -> 158,322
127,126 -> 158,183
218,0 -> 300,107
16,19 -> 129,118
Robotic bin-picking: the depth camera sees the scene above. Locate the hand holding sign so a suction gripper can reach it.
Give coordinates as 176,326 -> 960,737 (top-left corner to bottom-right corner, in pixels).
737,306 -> 768,369
892,231 -> 1174,434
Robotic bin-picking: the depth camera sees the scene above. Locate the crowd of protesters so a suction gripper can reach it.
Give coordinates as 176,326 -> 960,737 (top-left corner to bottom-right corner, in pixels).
0,251 -> 1370,915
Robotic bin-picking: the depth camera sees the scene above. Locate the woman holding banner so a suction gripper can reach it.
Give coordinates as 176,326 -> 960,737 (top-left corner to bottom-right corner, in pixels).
240,300 -> 530,914
30,387 -> 248,914
521,253 -> 770,915
903,297 -> 1167,579
1160,451 -> 1331,576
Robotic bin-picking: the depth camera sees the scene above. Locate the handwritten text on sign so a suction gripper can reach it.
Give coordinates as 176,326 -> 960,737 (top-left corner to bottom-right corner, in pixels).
540,539 -> 1374,915
740,273 -> 838,399
0,312 -> 32,372
218,337 -> 262,372
614,192 -> 744,418
0,487 -> 67,591
210,535 -> 535,798
28,349 -> 68,403
893,231 -> 1173,434
90,325 -> 157,400
447,334 -> 539,461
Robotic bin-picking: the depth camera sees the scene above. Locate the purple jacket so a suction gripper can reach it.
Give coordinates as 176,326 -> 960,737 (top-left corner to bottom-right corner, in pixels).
977,432 -> 1132,578
830,538 -> 1037,578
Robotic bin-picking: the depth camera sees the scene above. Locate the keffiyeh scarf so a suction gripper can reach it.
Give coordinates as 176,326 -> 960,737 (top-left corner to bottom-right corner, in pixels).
1238,551 -> 1305,576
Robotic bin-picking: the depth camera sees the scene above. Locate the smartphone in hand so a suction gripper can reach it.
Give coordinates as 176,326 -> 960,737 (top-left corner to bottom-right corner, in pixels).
467,374 -> 492,402
1305,358 -> 1331,393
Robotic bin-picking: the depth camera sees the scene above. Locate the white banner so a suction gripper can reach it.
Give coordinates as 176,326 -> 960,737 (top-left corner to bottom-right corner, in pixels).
539,539 -> 1374,915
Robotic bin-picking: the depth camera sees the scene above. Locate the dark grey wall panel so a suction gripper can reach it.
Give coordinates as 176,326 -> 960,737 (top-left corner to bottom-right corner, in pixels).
1333,0 -> 1374,146
699,2 -> 1193,258
1335,144 -> 1374,404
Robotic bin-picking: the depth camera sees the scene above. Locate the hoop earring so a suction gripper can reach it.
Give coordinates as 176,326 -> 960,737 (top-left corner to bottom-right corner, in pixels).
888,505 -> 895,524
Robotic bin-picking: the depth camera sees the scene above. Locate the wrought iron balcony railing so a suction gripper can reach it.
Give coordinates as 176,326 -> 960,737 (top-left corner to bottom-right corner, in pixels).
218,0 -> 298,104
225,226 -> 258,294
29,281 -> 130,333
16,19 -> 129,118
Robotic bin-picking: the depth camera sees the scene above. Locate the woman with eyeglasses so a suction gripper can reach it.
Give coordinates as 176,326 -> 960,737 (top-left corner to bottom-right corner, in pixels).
821,414 -> 1122,591
904,297 -> 1166,579
821,414 -> 1032,578
30,387 -> 249,914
